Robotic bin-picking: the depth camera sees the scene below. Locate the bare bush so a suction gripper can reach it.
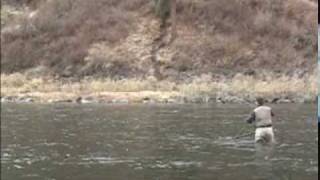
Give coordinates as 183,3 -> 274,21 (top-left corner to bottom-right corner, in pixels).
1,0 -> 148,76
173,0 -> 316,76
1,0 -> 316,80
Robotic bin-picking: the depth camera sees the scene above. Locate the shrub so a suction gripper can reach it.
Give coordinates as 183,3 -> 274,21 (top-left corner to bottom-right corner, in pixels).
1,0 -> 148,76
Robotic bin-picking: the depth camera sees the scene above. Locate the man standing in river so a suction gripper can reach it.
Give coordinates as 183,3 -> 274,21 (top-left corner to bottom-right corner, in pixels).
246,97 -> 275,144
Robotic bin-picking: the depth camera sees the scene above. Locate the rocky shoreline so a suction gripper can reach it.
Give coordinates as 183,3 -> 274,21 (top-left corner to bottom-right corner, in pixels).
1,72 -> 316,105
1,92 -> 316,105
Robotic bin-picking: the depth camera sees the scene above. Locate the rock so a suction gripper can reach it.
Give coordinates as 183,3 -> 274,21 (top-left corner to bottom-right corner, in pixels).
216,97 -> 226,104
167,98 -> 176,104
291,97 -> 304,103
52,99 -> 73,103
142,97 -> 151,103
17,96 -> 34,103
203,96 -> 216,103
188,97 -> 204,104
228,96 -> 245,103
143,97 -> 156,104
98,98 -> 109,103
159,97 -> 178,104
13,165 -> 24,169
244,97 -> 256,104
75,96 -> 96,104
82,97 -> 97,104
75,97 -> 82,103
158,98 -> 168,103
1,96 -> 18,103
271,97 -> 280,104
112,99 -> 129,104
143,97 -> 150,101
218,94 -> 245,104
276,98 -> 292,104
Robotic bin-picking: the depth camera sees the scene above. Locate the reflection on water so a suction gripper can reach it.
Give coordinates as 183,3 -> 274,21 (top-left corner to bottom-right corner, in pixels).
252,143 -> 275,180
1,103 -> 318,180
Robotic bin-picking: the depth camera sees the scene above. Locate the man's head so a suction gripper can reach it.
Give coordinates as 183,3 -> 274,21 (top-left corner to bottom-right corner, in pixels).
256,97 -> 264,106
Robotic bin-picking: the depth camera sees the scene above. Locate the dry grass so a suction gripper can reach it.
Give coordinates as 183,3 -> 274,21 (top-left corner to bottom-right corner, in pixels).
1,72 -> 316,102
1,0 -> 316,80
174,0 -> 317,73
1,0 -> 149,75
1,4 -> 25,26
0,74 -> 176,96
227,73 -> 316,97
177,72 -> 316,99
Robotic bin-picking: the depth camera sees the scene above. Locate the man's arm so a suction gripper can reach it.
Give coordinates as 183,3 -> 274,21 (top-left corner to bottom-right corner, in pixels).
246,112 -> 255,124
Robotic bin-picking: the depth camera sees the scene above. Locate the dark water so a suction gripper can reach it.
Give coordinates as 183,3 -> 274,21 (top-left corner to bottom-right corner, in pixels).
1,103 -> 318,180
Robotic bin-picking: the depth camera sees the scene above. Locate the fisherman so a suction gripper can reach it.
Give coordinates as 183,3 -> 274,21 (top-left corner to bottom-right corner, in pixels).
246,97 -> 275,144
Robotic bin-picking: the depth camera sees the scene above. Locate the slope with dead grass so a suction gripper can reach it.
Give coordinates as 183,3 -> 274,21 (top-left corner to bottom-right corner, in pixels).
1,0 -> 149,76
1,0 -> 317,78
1,0 -> 317,100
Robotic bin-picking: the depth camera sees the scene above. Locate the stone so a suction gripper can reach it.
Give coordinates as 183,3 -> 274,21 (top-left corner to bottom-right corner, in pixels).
53,99 -> 73,103
276,98 -> 292,104
112,99 -> 129,104
75,96 -> 96,104
17,96 -> 34,103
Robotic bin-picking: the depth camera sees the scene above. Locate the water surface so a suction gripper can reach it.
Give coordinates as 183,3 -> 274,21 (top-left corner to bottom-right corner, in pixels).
1,103 -> 318,180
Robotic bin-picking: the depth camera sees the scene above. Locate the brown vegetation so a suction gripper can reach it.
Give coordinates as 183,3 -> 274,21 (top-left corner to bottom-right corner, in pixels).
1,0 -> 149,77
1,0 -> 317,85
1,72 -> 316,103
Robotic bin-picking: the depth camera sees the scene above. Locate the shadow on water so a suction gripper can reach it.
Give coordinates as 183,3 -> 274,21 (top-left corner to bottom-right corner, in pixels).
1,103 -> 318,180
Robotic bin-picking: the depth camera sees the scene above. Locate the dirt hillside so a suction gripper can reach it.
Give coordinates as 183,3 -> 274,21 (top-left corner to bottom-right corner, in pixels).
1,0 -> 317,81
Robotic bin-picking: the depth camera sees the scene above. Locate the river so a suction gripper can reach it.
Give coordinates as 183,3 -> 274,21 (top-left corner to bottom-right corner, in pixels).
1,103 -> 318,180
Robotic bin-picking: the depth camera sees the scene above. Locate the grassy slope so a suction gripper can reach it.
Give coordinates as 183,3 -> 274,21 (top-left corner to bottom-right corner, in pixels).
1,0 -> 317,78
0,0 -> 318,101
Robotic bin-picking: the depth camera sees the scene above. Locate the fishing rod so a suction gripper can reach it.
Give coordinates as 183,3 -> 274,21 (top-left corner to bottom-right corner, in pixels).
233,132 -> 255,139
231,100 -> 258,140
233,125 -> 254,139
233,116 -> 256,140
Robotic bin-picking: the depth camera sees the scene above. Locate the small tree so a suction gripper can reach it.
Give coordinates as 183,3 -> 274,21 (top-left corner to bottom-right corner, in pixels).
154,0 -> 170,22
153,0 -> 177,41
170,0 -> 177,41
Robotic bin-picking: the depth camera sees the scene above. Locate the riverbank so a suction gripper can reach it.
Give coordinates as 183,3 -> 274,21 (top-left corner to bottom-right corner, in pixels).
1,73 -> 316,104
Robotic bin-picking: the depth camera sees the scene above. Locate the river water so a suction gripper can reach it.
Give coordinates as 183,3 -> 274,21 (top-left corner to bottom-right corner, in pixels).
1,103 -> 318,180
